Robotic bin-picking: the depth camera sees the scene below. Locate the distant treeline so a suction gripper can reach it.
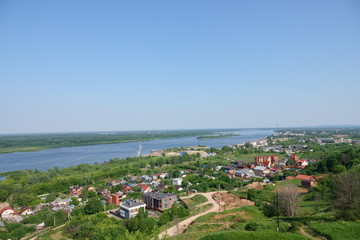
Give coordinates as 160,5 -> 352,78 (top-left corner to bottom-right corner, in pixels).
197,133 -> 240,140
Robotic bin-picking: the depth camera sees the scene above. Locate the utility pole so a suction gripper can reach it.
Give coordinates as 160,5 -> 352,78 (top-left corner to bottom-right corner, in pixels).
276,191 -> 280,232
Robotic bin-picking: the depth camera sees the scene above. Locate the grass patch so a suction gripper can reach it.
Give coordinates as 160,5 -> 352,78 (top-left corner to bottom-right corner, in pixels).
199,230 -> 310,240
184,195 -> 208,209
309,221 -> 360,240
192,195 -> 208,204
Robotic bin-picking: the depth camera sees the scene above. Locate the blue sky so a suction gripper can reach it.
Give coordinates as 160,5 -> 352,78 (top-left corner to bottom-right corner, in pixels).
0,0 -> 359,134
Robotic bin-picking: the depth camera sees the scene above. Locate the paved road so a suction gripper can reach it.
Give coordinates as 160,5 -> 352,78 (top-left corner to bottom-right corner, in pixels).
159,191 -> 225,239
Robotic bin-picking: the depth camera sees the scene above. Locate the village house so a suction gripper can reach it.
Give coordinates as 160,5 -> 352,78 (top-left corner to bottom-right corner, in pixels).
69,185 -> 83,196
262,160 -> 272,168
117,200 -> 146,219
34,203 -> 46,213
98,189 -> 111,199
223,165 -> 236,174
48,198 -> 72,212
235,169 -> 256,178
108,191 -> 127,206
36,222 -> 46,231
141,175 -> 152,182
154,183 -> 167,191
0,207 -> 18,221
142,192 -> 177,212
290,154 -> 300,161
20,206 -> 33,215
49,198 -> 70,208
108,180 -> 122,186
247,162 -> 256,169
295,175 -> 316,189
121,184 -> 133,193
138,183 -> 151,193
271,155 -> 279,163
255,156 -> 263,163
263,155 -> 272,162
253,166 -> 270,177
172,178 -> 183,186
154,173 -> 169,179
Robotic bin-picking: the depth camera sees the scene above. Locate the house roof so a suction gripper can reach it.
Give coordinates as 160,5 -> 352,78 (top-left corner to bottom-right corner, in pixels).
20,206 -> 32,212
143,192 -> 177,199
295,174 -> 314,181
138,184 -> 149,191
121,200 -> 146,209
0,207 -> 14,215
254,166 -> 266,171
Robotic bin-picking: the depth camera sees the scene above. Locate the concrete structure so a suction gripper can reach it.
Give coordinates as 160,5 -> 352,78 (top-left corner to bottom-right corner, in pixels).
108,192 -> 126,206
117,200 -> 146,219
142,192 -> 177,211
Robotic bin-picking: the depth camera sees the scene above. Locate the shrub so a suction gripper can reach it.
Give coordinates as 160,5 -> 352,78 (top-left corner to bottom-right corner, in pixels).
245,222 -> 259,231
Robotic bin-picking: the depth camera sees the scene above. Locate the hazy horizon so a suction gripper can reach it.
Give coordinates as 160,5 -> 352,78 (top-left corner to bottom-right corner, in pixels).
1,125 -> 360,136
1,1 -> 359,134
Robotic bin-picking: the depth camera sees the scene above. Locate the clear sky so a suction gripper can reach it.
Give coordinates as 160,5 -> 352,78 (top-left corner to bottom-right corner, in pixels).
0,0 -> 359,134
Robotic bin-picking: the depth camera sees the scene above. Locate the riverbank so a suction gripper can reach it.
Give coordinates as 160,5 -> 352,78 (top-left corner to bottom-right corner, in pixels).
0,129 -> 229,154
0,129 -> 274,173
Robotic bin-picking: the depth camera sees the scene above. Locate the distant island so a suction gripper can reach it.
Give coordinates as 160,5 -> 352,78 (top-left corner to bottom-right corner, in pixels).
197,133 -> 240,140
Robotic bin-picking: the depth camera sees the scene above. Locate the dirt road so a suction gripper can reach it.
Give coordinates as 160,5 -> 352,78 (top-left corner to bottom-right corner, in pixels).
159,191 -> 225,239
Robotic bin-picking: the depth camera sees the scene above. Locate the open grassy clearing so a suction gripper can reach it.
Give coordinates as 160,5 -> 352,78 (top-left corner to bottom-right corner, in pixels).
308,221 -> 360,240
198,230 -> 311,240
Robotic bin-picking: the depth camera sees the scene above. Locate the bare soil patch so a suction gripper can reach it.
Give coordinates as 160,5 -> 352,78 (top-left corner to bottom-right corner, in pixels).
213,192 -> 254,210
0,202 -> 10,209
245,182 -> 267,190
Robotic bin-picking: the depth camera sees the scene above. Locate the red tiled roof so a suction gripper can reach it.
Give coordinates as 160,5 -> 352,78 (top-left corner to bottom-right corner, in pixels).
295,174 -> 314,181
0,207 -> 14,215
138,184 -> 149,191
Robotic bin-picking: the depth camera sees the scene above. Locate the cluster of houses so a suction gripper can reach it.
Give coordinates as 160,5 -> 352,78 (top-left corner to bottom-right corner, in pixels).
0,205 -> 50,230
114,192 -> 179,219
221,154 -> 312,179
95,173 -> 186,219
0,207 -> 24,223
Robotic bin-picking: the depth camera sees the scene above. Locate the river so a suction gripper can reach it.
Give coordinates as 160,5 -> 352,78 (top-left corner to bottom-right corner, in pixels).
0,129 -> 273,173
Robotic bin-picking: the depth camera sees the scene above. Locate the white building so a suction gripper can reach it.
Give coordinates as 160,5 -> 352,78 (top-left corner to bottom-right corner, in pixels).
117,200 -> 146,219
172,178 -> 183,186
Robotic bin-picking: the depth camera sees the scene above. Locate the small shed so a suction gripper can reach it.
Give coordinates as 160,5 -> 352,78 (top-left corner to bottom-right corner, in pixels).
36,222 -> 45,230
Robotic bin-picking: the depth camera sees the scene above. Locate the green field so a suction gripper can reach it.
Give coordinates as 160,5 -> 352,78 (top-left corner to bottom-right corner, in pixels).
309,221 -> 360,240
199,230 -> 310,240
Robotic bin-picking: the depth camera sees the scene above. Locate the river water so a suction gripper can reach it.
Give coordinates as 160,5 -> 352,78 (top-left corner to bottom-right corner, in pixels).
0,129 -> 273,173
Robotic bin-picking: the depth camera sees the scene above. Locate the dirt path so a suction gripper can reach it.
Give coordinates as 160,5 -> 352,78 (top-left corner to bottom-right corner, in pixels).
159,191 -> 225,239
26,224 -> 66,240
299,226 -> 328,240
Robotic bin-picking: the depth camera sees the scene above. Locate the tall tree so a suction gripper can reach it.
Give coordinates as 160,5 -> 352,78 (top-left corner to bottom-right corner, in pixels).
276,184 -> 300,217
333,172 -> 360,220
